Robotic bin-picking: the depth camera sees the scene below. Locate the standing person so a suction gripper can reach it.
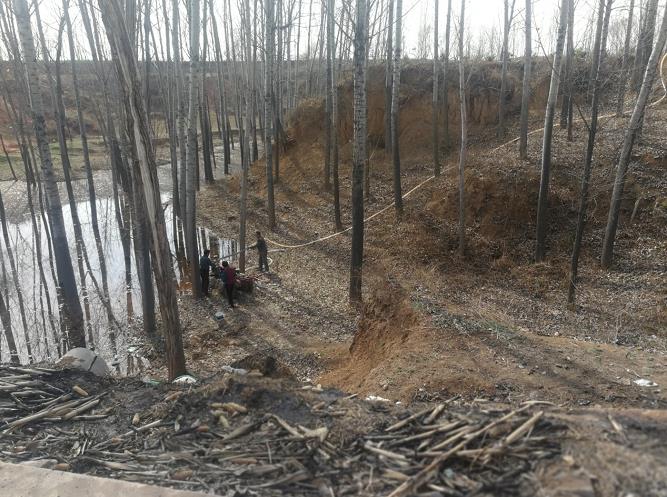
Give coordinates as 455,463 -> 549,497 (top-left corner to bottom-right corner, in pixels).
249,231 -> 269,272
199,249 -> 213,296
221,261 -> 237,308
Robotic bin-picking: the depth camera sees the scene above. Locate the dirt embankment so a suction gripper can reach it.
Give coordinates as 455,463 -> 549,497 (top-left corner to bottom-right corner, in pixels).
262,57 -> 667,406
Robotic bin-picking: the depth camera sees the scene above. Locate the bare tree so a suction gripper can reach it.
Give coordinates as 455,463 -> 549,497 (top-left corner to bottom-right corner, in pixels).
325,0 -> 334,192
498,0 -> 516,138
384,0 -> 393,151
172,0 -> 187,223
13,0 -> 85,347
391,0 -> 403,218
518,0 -> 531,160
100,0 -> 187,380
185,0 -> 202,298
616,0 -> 635,116
442,0 -> 452,152
350,0 -> 368,303
568,0 -> 613,304
602,1 -> 667,268
535,0 -> 569,262
632,0 -> 659,92
432,0 -> 440,176
265,0 -> 277,229
457,0 -> 467,256
559,0 -> 574,140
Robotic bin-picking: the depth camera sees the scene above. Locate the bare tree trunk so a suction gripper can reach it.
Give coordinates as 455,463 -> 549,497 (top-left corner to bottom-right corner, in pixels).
144,0 -> 152,123
384,0 -> 393,151
209,0 -> 231,174
632,0 -> 659,92
252,0 -> 259,161
616,0 -> 635,116
559,0 -> 573,140
535,0 -> 569,262
324,0 -> 333,191
172,0 -> 187,225
201,0 -> 214,185
442,0 -> 452,152
457,0 -> 467,257
327,0 -> 342,229
64,0 -> 115,334
273,0 -> 283,185
498,0 -> 515,138
0,191 -> 26,361
432,0 -> 440,176
518,0 -> 532,160
602,2 -> 667,268
324,0 -> 335,191
350,0 -> 367,303
185,0 -> 202,298
265,0 -> 277,229
391,0 -> 403,218
0,135 -> 17,180
0,277 -> 18,363
100,0 -> 187,380
13,0 -> 85,347
568,0 -> 613,304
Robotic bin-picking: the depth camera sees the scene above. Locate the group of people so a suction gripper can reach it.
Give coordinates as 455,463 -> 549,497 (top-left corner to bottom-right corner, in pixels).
198,231 -> 269,308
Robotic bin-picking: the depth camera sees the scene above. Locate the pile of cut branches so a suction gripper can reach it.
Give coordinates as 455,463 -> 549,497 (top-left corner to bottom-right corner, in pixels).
0,367 -> 562,496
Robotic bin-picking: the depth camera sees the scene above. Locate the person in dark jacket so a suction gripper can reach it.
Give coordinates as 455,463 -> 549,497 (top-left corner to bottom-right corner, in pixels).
199,249 -> 213,296
221,261 -> 237,307
249,231 -> 269,272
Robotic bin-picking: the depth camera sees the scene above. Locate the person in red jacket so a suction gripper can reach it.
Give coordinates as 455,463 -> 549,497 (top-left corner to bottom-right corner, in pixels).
220,261 -> 237,308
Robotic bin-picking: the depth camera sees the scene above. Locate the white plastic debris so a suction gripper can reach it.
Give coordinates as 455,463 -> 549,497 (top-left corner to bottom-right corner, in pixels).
214,311 -> 225,321
56,348 -> 110,377
172,374 -> 198,384
221,365 -> 248,375
633,378 -> 658,387
365,394 -> 391,402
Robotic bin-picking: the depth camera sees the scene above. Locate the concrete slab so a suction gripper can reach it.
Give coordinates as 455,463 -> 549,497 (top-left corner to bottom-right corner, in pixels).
0,462 -> 212,497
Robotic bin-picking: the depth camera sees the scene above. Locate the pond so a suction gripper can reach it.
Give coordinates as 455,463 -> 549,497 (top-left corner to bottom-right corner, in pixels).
0,162 -> 238,370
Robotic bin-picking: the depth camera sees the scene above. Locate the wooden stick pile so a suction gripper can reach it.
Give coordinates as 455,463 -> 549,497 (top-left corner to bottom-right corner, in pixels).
0,366 -> 109,433
0,367 -> 561,496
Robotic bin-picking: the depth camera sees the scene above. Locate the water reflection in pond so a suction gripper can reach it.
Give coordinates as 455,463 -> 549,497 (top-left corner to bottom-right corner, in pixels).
0,166 -> 235,370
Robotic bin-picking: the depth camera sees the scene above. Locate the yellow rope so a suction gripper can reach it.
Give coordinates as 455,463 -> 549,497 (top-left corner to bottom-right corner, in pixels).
265,173 -> 440,249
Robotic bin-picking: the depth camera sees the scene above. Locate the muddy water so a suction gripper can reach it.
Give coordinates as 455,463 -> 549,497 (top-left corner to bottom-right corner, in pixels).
0,161 -> 238,369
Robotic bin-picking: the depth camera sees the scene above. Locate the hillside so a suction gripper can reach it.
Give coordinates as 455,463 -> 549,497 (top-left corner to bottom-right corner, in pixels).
175,60 -> 667,411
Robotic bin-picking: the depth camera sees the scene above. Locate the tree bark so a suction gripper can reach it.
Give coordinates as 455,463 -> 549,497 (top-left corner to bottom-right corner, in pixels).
209,0 -> 231,174
185,0 -> 202,298
350,0 -> 367,303
518,0 -> 532,160
324,0 -> 334,191
384,0 -> 393,151
534,0 -> 569,262
568,0 -> 613,304
498,0 -> 515,138
391,0 -> 403,218
432,0 -> 440,176
64,0 -> 115,336
615,0 -> 635,116
13,0 -> 85,347
442,0 -> 452,152
172,0 -> 187,225
559,0 -> 574,141
265,0 -> 277,229
100,0 -> 187,380
602,1 -> 667,268
457,0 -> 467,257
632,0 -> 659,92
